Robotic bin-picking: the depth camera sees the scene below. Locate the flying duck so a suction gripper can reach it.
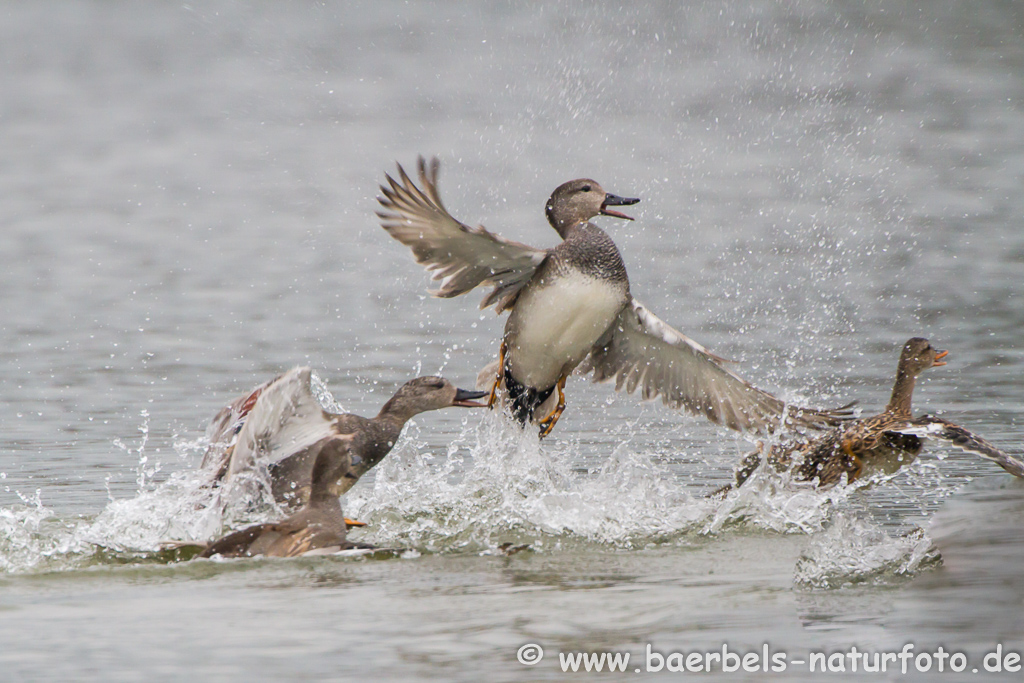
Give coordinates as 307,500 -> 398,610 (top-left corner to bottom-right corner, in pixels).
378,157 -> 848,437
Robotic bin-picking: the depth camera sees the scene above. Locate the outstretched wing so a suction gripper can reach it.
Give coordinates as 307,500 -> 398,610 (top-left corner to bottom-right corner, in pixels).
896,416 -> 1024,478
377,156 -> 548,313
225,367 -> 339,479
200,371 -> 284,474
580,298 -> 849,434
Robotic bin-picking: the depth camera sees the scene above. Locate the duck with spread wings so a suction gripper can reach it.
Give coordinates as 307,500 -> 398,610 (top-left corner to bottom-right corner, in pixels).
378,157 -> 848,438
730,338 -> 1024,489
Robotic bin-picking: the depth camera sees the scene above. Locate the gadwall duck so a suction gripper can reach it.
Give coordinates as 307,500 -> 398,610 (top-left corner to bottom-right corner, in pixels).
378,157 -> 848,437
198,438 -> 366,558
202,367 -> 488,507
730,338 -> 1024,489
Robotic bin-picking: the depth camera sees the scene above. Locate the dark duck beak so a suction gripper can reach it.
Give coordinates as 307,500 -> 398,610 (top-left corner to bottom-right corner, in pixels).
600,192 -> 640,220
453,388 -> 489,407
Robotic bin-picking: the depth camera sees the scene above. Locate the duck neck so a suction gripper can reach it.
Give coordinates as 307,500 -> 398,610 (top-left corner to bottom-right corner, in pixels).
885,368 -> 917,417
375,397 -> 421,428
307,489 -> 343,514
341,410 -> 409,486
545,204 -> 585,239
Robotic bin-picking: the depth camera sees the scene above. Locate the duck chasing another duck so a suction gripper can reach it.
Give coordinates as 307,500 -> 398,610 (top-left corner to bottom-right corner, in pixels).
201,367 -> 488,508
378,157 -> 849,438
730,338 -> 1024,489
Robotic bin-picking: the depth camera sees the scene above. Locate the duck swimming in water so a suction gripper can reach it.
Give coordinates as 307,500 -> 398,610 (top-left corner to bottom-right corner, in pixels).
201,367 -> 488,507
198,437 -> 366,558
730,338 -> 1024,489
378,157 -> 848,437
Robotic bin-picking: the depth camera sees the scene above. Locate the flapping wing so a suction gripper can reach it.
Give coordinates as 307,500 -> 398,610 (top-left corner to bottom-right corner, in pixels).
580,299 -> 848,434
200,372 -> 284,474
896,416 -> 1024,478
225,367 -> 339,479
377,156 -> 548,313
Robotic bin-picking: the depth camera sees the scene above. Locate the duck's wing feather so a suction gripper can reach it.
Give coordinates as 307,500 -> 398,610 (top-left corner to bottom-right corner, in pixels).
225,367 -> 339,479
377,156 -> 548,313
197,523 -> 277,559
579,298 -> 849,434
276,525 -> 348,558
895,416 -> 1024,478
200,371 -> 285,474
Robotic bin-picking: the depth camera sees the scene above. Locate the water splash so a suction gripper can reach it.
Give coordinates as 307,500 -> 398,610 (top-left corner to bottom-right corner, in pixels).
112,409 -> 155,491
309,370 -> 346,414
703,470 -> 853,536
343,412 -> 707,552
0,491 -> 66,573
345,413 -> 868,553
793,513 -> 940,589
0,379 -> 957,578
0,435 -> 294,573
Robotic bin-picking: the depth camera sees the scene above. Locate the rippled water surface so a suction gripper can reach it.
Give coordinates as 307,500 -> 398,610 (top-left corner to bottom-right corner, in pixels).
2,2 -> 1023,680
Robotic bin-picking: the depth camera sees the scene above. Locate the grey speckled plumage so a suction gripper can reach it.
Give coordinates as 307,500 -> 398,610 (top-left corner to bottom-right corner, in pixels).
378,156 -> 849,436
545,222 -> 629,284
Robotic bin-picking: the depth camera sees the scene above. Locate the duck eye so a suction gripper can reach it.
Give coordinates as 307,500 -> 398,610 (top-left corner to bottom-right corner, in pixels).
581,184 -> 592,193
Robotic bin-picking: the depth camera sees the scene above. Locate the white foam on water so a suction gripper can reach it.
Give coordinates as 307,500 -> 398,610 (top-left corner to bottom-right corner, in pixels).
0,438 -> 296,573
344,412 -> 873,553
0,491 -> 67,574
793,513 -> 940,589
703,465 -> 856,537
344,410 -> 706,551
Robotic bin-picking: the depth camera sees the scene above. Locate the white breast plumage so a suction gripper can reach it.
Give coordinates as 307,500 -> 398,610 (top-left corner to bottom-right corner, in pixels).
505,271 -> 625,389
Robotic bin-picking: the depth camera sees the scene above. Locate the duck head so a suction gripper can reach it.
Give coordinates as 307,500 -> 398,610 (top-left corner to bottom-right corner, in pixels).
545,179 -> 640,237
885,337 -> 948,415
307,437 -> 357,505
378,376 -> 489,422
899,337 -> 948,377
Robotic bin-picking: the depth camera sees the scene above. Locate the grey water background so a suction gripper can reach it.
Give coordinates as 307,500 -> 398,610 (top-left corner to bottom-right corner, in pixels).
1,1 -> 1023,680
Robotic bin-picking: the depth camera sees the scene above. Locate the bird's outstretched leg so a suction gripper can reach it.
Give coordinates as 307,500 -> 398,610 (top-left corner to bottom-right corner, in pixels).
487,342 -> 507,409
839,439 -> 865,483
537,376 -> 568,439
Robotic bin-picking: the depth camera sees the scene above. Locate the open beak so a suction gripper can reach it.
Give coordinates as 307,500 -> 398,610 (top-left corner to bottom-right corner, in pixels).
600,192 -> 640,221
933,350 -> 948,367
344,518 -> 367,528
453,388 -> 489,407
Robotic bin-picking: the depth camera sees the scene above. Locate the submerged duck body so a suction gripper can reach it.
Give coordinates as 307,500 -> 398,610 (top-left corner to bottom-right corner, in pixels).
733,338 -> 1024,488
201,367 -> 487,507
378,157 -> 847,437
